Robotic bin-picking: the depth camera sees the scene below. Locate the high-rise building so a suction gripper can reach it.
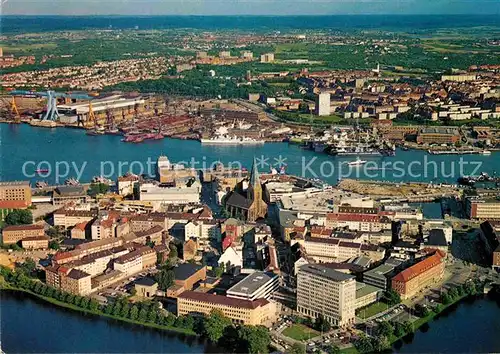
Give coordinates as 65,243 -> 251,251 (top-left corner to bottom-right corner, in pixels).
315,92 -> 331,116
260,53 -> 275,63
297,264 -> 356,327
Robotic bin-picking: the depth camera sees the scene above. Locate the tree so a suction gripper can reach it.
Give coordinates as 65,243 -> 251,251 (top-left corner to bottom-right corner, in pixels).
402,321 -> 413,334
289,343 -> 306,354
325,345 -> 341,354
88,299 -> 99,312
354,336 -> 374,354
384,289 -> 401,305
5,210 -> 33,225
168,243 -> 178,259
236,325 -> 271,354
129,305 -> 139,320
80,297 -> 89,309
377,321 -> 394,338
465,281 -> 476,295
155,269 -> 175,291
147,308 -> 158,323
183,315 -> 195,330
393,322 -> 406,337
88,183 -> 109,197
314,314 -> 331,332
17,258 -> 36,277
414,304 -> 430,317
112,302 -> 122,316
448,286 -> 459,300
130,287 -> 137,296
164,313 -> 176,327
441,292 -> 452,305
49,241 -> 60,250
138,308 -> 148,322
202,310 -> 233,343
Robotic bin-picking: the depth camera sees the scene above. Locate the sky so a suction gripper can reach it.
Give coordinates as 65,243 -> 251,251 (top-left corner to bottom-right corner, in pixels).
2,0 -> 500,16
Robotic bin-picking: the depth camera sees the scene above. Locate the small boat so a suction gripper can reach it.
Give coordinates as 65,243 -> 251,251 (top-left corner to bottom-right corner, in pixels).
348,157 -> 367,167
482,150 -> 492,155
65,177 -> 80,186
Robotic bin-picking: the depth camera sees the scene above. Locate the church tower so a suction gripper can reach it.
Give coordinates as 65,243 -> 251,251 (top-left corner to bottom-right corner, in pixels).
246,158 -> 267,221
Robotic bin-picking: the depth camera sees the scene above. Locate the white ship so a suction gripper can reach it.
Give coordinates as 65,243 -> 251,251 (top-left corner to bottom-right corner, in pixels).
348,157 -> 367,166
200,135 -> 264,145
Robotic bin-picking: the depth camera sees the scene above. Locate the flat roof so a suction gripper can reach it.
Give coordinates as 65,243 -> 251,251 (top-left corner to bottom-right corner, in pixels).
227,271 -> 278,296
364,264 -> 396,280
174,263 -> 205,281
356,281 -> 382,299
299,264 -> 355,282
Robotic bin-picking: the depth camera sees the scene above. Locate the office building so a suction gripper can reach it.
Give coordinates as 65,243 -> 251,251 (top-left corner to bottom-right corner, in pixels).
391,251 -> 446,300
315,92 -> 331,116
227,271 -> 280,301
2,224 -> 44,244
177,291 -> 277,326
260,53 -> 275,63
297,264 -> 356,327
0,181 -> 32,208
466,197 -> 500,221
21,236 -> 49,250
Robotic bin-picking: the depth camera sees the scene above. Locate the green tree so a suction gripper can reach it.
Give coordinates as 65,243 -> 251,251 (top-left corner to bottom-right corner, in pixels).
168,243 -> 178,259
155,269 -> 175,291
80,297 -> 89,309
88,299 -> 99,312
104,304 -> 113,314
147,308 -> 158,323
441,292 -> 452,305
138,308 -> 148,322
183,315 -> 195,330
112,302 -> 122,316
325,344 -> 341,354
165,313 -> 176,326
402,321 -> 413,334
289,343 -> 306,354
384,289 -> 401,305
130,287 -> 137,296
393,322 -> 406,337
314,314 -> 331,332
49,241 -> 60,250
377,321 -> 394,338
354,336 -> 374,354
87,183 -> 109,197
202,309 -> 233,343
129,305 -> 139,320
237,325 -> 270,354
465,281 -> 477,295
17,258 -> 36,277
5,210 -> 33,225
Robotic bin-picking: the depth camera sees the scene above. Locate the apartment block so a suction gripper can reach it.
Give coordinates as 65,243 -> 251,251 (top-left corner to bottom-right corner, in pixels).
2,224 -> 44,244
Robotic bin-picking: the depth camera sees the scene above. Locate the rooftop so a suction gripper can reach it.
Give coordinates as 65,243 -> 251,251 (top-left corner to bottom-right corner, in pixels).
178,290 -> 269,310
174,263 -> 205,281
2,224 -> 44,232
227,271 -> 278,296
393,251 -> 445,283
299,264 -> 355,282
135,277 -> 157,287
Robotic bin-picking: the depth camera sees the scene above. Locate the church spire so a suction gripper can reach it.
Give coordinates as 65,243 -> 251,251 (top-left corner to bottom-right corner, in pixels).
249,157 -> 260,187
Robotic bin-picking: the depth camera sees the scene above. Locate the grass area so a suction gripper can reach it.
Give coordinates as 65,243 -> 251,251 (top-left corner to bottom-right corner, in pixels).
0,284 -> 196,336
356,301 -> 390,319
282,324 -> 319,341
340,346 -> 359,354
298,113 -> 344,123
3,43 -> 58,53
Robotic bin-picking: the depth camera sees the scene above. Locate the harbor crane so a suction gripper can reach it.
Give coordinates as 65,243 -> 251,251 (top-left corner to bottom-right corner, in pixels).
9,90 -> 94,121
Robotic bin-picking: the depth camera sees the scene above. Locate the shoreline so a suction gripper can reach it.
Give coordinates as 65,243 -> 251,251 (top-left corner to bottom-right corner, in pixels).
0,285 -> 198,338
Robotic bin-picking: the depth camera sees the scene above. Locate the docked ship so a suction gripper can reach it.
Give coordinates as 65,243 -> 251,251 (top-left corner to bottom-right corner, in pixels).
65,177 -> 80,186
348,157 -> 367,166
335,146 -> 382,156
92,175 -> 113,185
200,135 -> 264,145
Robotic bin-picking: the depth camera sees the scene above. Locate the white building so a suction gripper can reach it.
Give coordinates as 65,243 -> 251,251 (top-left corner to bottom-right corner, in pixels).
315,92 -> 331,116
227,271 -> 280,301
218,246 -> 243,269
297,264 -> 356,326
139,179 -> 201,204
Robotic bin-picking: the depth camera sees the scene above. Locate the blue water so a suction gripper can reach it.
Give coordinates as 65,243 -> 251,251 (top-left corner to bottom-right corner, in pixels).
2,15 -> 499,34
394,294 -> 500,353
0,291 -> 218,353
1,124 -> 498,185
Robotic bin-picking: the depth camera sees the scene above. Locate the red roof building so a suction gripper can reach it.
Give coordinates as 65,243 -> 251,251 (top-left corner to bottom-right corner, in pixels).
391,251 -> 446,300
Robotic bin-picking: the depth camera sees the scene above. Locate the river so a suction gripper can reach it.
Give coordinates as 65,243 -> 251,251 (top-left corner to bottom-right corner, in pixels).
2,291 -> 500,353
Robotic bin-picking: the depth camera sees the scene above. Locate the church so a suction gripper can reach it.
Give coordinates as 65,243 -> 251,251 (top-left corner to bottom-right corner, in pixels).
224,159 -> 268,222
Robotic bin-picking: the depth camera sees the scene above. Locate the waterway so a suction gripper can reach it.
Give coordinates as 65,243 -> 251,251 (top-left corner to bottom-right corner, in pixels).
0,291 -> 219,353
393,293 -> 500,353
2,290 -> 500,353
1,124 -> 499,187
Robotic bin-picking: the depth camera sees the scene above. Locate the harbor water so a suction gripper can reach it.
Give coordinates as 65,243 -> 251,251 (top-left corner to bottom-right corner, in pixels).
1,124 -> 499,185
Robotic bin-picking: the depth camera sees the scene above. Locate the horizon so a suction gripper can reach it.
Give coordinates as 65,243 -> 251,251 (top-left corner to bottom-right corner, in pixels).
2,0 -> 500,16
